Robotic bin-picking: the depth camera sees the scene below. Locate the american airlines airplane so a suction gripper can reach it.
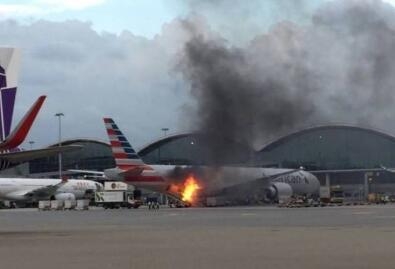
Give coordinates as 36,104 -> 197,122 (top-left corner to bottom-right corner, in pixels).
79,118 -> 320,205
0,178 -> 103,202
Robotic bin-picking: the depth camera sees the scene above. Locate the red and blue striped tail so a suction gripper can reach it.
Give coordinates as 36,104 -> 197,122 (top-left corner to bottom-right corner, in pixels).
103,118 -> 145,169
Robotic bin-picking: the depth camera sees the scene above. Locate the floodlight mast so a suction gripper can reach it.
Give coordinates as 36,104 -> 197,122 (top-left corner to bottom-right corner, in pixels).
55,112 -> 64,179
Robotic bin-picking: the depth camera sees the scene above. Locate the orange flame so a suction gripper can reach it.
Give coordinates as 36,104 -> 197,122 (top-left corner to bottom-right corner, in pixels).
181,175 -> 201,203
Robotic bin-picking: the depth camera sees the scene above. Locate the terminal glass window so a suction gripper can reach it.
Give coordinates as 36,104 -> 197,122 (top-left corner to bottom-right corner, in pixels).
257,127 -> 395,170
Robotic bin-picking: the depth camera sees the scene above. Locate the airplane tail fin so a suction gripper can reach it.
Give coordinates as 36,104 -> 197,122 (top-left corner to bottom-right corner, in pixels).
0,48 -> 21,141
103,118 -> 145,170
0,95 -> 46,151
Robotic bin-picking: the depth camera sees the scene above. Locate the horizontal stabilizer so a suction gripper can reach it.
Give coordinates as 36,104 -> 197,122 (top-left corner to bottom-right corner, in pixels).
119,166 -> 145,177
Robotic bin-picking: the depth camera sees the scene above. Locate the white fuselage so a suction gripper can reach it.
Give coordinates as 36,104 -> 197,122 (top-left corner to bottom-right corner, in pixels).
107,165 -> 320,197
0,178 -> 101,201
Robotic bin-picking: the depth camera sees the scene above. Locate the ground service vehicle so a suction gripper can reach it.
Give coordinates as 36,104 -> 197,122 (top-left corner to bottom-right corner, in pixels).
320,186 -> 331,204
368,193 -> 390,204
95,190 -> 142,209
330,185 -> 344,204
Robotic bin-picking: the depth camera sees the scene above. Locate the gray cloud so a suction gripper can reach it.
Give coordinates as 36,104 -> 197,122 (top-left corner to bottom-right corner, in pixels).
0,19 -> 190,149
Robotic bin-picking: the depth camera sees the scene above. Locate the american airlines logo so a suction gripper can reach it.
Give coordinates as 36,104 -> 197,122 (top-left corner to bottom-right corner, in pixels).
274,174 -> 309,184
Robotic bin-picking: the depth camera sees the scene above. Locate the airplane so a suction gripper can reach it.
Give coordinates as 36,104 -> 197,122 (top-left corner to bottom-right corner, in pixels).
0,95 -> 83,170
0,177 -> 103,203
75,118 -> 320,205
0,48 -> 82,171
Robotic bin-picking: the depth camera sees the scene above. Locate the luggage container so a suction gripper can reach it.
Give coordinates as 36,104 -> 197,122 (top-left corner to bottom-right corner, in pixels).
64,200 -> 77,210
50,200 -> 64,210
76,199 -> 90,210
38,200 -> 51,211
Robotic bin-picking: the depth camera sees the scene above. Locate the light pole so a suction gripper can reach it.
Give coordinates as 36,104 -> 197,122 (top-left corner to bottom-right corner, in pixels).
55,113 -> 64,179
158,128 -> 169,164
161,128 -> 169,137
28,141 -> 34,150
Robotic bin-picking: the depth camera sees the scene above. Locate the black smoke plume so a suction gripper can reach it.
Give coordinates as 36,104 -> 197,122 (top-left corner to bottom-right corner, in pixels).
177,0 -> 395,163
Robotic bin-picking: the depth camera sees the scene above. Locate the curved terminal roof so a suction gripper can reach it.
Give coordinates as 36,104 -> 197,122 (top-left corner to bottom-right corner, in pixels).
138,133 -> 196,156
257,125 -> 395,170
259,125 -> 395,152
138,132 -> 253,165
30,138 -> 114,174
47,138 -> 110,148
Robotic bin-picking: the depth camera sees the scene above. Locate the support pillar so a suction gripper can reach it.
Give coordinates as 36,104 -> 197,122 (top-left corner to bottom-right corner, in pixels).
325,173 -> 330,187
364,173 -> 370,200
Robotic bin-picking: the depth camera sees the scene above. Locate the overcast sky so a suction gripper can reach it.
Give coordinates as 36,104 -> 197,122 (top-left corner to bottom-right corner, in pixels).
2,0 -> 395,150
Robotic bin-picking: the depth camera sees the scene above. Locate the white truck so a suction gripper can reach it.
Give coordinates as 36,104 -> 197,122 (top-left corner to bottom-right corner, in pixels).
95,182 -> 142,209
95,191 -> 142,209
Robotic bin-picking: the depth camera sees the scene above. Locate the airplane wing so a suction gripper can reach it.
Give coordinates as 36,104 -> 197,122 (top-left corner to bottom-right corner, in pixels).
67,169 -> 107,182
380,165 -> 395,173
0,145 -> 83,163
23,180 -> 67,199
68,169 -> 105,176
311,168 -> 385,173
0,95 -> 46,151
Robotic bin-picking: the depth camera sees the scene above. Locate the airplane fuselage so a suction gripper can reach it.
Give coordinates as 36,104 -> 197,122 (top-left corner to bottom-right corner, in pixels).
104,165 -> 320,198
0,178 -> 101,201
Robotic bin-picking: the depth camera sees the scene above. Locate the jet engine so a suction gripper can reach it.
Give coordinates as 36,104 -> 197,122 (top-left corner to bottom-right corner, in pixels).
263,182 -> 293,203
54,193 -> 76,201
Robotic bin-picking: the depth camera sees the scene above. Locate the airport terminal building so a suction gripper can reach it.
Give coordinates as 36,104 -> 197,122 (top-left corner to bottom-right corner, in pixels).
27,139 -> 115,178
16,125 -> 395,200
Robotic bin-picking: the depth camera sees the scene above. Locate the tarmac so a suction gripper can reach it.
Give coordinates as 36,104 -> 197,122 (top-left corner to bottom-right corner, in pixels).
1,204 -> 395,269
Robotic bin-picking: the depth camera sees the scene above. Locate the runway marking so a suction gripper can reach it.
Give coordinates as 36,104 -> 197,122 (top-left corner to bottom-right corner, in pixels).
241,213 -> 257,216
352,211 -> 374,215
0,209 -> 37,213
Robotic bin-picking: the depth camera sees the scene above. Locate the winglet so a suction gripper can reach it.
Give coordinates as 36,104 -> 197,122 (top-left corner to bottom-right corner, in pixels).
0,95 -> 46,151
